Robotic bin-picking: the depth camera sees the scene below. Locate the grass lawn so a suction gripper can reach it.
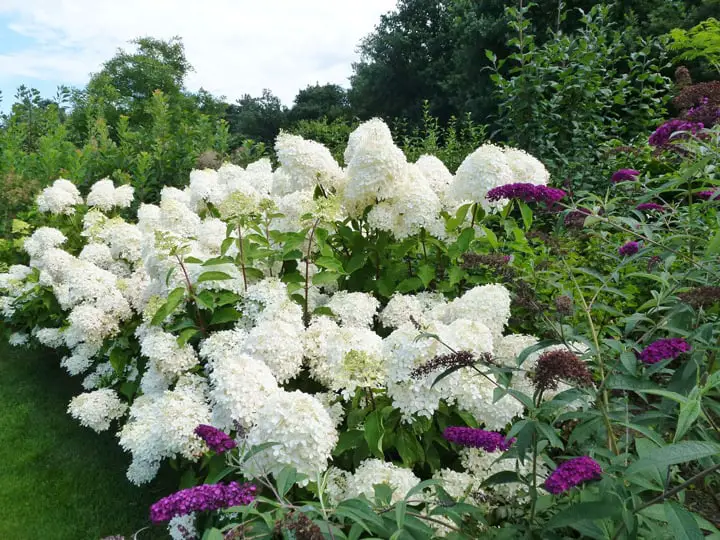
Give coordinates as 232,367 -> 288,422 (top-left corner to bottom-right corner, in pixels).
0,342 -> 174,539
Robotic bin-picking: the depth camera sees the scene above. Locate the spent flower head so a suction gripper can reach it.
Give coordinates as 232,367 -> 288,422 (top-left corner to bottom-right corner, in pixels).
533,349 -> 593,393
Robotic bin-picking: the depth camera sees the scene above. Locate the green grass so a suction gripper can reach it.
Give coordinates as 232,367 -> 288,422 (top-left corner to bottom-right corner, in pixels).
0,342 -> 174,539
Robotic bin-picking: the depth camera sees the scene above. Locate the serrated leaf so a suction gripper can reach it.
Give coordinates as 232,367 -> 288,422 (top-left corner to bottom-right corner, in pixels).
417,265 -> 435,288
315,256 -> 346,274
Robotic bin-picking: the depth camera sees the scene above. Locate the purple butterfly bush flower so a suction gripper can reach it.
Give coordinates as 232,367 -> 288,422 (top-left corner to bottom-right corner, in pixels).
150,482 -> 257,523
697,189 -> 720,201
636,202 -> 667,213
443,427 -> 515,452
611,169 -> 640,183
486,183 -> 566,205
638,338 -> 691,365
544,456 -> 602,495
195,424 -> 237,454
649,119 -> 704,147
618,241 -> 640,256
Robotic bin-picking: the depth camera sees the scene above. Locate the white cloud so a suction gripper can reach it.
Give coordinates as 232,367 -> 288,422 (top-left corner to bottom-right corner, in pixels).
0,0 -> 396,104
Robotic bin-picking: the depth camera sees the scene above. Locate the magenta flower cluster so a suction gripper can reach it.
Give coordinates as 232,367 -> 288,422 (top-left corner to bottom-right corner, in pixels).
150,482 -> 257,523
443,427 -> 515,452
698,189 -> 720,201
638,338 -> 691,365
486,183 -> 566,205
618,241 -> 640,256
544,456 -> 602,495
195,424 -> 237,454
636,202 -> 666,213
649,119 -> 704,147
611,169 -> 640,183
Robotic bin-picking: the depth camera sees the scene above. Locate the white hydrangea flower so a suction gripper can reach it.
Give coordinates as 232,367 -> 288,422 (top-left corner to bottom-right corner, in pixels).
305,317 -> 386,397
415,154 -> 453,199
243,390 -> 338,485
86,179 -> 118,211
208,353 -> 279,429
380,292 -> 447,329
67,388 -> 127,432
274,133 -> 344,195
24,227 -> 67,259
343,459 -> 420,504
447,144 -> 514,210
140,327 -> 199,378
326,291 -> 379,328
433,468 -> 484,504
8,332 -> 29,347
36,179 -> 83,215
242,319 -> 304,384
119,375 -> 211,485
451,369 -> 524,430
33,327 -> 65,348
314,391 -> 346,428
61,342 -> 100,376
244,158 -> 274,195
343,119 -> 409,215
432,284 -> 511,338
502,147 -> 550,186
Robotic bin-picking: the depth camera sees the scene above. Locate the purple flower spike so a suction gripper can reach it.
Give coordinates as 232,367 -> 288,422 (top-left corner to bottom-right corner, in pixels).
636,202 -> 667,213
697,189 -> 720,201
195,425 -> 237,454
638,338 -> 691,365
611,169 -> 640,183
486,183 -> 566,205
649,119 -> 704,147
443,427 -> 515,452
544,456 -> 602,495
618,241 -> 640,257
150,482 -> 256,523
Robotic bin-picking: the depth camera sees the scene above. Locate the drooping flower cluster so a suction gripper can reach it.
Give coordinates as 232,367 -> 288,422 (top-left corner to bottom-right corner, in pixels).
638,338 -> 691,365
636,202 -> 667,213
533,349 -> 594,393
618,241 -> 640,256
649,119 -> 704,147
697,189 -> 720,201
486,183 -> 566,205
544,456 -> 602,494
443,427 -> 515,452
678,286 -> 720,309
150,482 -> 257,523
194,425 -> 237,454
611,169 -> 640,183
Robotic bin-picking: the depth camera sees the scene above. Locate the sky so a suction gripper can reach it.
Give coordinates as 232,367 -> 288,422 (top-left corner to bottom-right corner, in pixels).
0,0 -> 397,112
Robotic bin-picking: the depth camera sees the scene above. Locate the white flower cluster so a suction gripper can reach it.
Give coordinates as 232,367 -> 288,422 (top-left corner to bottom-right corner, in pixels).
327,459 -> 420,505
86,179 -> 134,211
67,388 -> 127,432
36,179 -> 83,215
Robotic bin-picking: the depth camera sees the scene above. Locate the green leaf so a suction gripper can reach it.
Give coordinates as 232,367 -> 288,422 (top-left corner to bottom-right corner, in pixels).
674,393 -> 701,442
481,226 -> 499,249
455,227 -> 475,252
364,410 -> 385,459
312,271 -> 341,286
197,271 -> 232,283
627,441 -> 720,475
397,277 -> 423,293
417,265 -> 435,288
109,347 -> 129,374
396,428 -> 424,466
395,500 -> 407,529
664,501 -> 704,540
150,286 -> 186,326
315,256 -> 346,274
546,501 -> 621,529
210,307 -> 242,325
275,466 -> 297,498
481,471 -> 522,487
176,327 -> 199,347
202,528 -> 224,540
517,340 -> 559,366
706,230 -> 720,256
519,202 -> 533,230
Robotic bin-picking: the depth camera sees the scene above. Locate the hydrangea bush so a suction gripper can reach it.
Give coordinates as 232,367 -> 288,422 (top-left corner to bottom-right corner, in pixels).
2,119 -> 720,539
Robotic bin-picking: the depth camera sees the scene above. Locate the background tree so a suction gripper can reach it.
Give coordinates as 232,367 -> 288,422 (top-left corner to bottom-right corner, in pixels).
224,89 -> 288,146
288,83 -> 350,123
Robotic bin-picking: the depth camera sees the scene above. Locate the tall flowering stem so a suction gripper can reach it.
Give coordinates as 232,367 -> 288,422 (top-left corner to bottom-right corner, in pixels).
175,254 -> 207,336
304,217 -> 322,327
236,223 -> 248,292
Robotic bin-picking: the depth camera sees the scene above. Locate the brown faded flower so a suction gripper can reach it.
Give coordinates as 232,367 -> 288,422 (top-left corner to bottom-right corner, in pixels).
678,286 -> 720,309
533,349 -> 593,393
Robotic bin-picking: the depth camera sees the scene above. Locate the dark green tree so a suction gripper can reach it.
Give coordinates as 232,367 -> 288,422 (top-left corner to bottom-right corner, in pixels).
288,83 -> 350,123
224,89 -> 288,145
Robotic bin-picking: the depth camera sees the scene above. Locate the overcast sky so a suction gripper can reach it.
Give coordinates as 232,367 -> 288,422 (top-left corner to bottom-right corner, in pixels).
0,0 -> 397,111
